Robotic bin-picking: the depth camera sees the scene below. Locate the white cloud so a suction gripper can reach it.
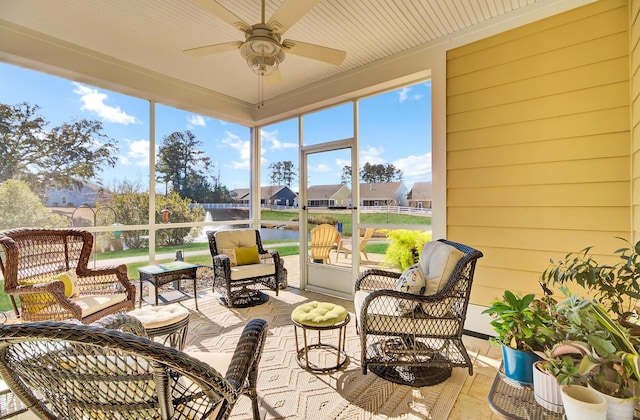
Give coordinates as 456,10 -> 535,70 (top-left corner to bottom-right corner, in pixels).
187,115 -> 206,127
394,152 -> 432,181
72,83 -> 138,124
119,139 -> 151,167
398,87 -> 424,103
221,131 -> 267,169
360,146 -> 385,165
262,129 -> 297,150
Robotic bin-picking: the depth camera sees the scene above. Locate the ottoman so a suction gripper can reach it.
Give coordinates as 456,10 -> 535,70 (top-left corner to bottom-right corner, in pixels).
129,304 -> 190,350
291,301 -> 350,372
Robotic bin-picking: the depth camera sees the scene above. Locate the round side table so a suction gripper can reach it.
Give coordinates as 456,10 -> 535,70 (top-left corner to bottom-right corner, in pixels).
129,304 -> 190,350
291,301 -> 350,372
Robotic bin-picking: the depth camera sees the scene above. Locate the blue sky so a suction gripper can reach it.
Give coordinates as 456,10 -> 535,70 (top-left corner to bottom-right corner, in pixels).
0,62 -> 432,193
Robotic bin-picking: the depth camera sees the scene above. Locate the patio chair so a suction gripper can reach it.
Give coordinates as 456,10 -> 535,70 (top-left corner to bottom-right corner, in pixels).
207,229 -> 283,308
0,314 -> 268,420
309,224 -> 339,264
339,227 -> 375,261
0,228 -> 136,323
354,239 -> 483,386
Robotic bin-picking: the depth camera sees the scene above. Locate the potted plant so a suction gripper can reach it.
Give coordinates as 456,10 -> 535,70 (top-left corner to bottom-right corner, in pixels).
378,229 -> 431,271
482,290 -> 555,385
545,288 -> 640,419
540,238 -> 640,332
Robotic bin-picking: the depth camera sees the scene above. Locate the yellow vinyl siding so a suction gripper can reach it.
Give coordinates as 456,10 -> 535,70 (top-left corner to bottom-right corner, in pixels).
632,0 -> 640,241
447,0 -> 630,306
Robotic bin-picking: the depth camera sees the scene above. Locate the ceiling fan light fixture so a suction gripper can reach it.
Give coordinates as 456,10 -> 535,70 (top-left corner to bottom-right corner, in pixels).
239,32 -> 285,76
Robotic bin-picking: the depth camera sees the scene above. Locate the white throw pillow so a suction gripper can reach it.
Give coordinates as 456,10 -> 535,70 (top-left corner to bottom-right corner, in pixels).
418,241 -> 465,296
394,266 -> 425,315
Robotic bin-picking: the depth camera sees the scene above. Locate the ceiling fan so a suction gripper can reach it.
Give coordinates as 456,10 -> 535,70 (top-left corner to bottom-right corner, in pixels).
185,0 -> 347,77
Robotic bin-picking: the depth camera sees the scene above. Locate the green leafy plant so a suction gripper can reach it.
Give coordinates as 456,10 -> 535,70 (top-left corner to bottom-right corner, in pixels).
379,229 -> 431,271
547,288 -> 640,398
540,238 -> 640,322
482,290 -> 555,352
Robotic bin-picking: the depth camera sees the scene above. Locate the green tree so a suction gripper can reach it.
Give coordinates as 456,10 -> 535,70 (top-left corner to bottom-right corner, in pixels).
341,165 -> 352,185
0,102 -> 118,198
0,179 -> 68,229
360,162 -> 403,183
156,130 -> 207,198
155,191 -> 205,246
103,181 -> 149,249
268,161 -> 297,188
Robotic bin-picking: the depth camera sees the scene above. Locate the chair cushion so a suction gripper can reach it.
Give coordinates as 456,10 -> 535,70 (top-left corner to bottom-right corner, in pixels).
229,263 -> 276,280
72,294 -> 128,317
418,241 -> 465,296
354,290 -> 459,336
235,245 -> 260,266
128,304 -> 189,329
292,301 -> 348,327
214,229 -> 257,251
394,266 -> 425,315
220,248 -> 237,266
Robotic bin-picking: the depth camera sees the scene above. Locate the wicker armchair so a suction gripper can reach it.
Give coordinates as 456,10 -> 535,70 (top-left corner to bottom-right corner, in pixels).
0,315 -> 268,420
0,228 -> 136,323
207,229 -> 283,308
354,239 -> 483,387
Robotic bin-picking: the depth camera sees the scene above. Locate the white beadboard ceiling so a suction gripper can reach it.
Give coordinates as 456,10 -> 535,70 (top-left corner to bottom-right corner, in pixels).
0,0 -> 591,123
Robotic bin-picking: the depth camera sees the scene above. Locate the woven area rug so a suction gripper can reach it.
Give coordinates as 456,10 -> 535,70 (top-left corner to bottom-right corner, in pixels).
180,287 -> 469,419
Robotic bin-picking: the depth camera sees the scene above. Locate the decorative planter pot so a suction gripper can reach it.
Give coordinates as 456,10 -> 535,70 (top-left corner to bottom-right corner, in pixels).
501,345 -> 542,385
588,382 -> 635,420
561,385 -> 607,420
532,361 -> 564,413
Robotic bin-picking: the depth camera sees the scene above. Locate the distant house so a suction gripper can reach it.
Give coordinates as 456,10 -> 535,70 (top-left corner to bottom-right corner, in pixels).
307,184 -> 351,207
358,182 -> 408,206
232,186 -> 297,206
230,188 -> 250,203
408,182 -> 432,209
45,181 -> 107,207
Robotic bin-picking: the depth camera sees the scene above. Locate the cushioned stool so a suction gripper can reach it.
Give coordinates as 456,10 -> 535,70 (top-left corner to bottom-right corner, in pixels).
129,304 -> 190,350
291,301 -> 350,372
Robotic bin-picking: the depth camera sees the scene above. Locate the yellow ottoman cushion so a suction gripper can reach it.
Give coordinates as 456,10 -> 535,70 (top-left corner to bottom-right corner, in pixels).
129,304 -> 189,329
292,301 -> 348,327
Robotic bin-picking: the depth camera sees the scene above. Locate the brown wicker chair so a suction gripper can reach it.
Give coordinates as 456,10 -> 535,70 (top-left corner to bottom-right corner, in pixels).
0,228 -> 136,323
0,315 -> 268,420
207,229 -> 283,308
354,239 -> 483,387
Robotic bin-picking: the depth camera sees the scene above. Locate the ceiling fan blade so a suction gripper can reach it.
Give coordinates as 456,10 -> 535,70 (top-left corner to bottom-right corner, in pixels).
283,40 -> 346,65
183,41 -> 243,57
267,0 -> 320,34
192,0 -> 251,32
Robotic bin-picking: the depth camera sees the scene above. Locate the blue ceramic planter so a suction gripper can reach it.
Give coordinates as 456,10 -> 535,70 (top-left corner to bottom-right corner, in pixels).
502,345 -> 542,385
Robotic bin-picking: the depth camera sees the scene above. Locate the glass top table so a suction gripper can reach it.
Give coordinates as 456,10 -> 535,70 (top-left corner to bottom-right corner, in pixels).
138,261 -> 199,310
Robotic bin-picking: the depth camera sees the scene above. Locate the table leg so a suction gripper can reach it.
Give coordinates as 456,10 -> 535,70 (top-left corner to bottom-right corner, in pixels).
193,277 -> 199,311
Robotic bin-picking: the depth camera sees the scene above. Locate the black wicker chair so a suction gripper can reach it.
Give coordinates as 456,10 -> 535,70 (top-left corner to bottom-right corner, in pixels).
0,314 -> 268,420
207,229 -> 284,307
354,239 -> 482,387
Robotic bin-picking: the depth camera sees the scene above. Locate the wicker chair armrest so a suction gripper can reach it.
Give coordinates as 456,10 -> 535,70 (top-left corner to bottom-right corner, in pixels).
11,280 -> 66,296
213,254 -> 232,275
225,318 -> 268,391
90,314 -> 148,338
11,281 -> 82,319
355,268 -> 401,291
